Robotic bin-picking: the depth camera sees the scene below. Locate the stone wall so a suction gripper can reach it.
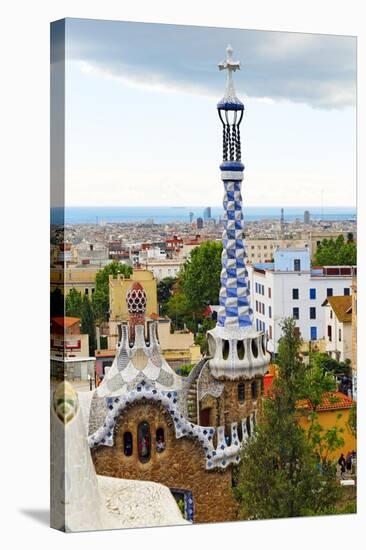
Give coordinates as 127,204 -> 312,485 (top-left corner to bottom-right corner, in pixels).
216,377 -> 263,427
91,401 -> 239,524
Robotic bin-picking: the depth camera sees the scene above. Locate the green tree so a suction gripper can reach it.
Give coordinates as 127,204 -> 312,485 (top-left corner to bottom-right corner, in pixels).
166,289 -> 190,330
311,352 -> 351,378
65,288 -> 82,318
180,240 -> 222,315
166,241 -> 222,332
195,318 -> 216,354
81,294 -> 96,356
50,288 -> 64,317
92,261 -> 133,323
234,318 -> 340,519
157,276 -> 176,315
315,235 -> 356,266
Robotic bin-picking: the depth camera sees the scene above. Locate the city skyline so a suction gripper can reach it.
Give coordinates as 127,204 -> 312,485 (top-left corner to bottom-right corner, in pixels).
62,19 -> 356,208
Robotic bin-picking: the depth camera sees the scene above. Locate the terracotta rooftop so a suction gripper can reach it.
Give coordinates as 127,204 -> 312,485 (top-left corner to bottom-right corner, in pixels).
322,295 -> 352,323
51,316 -> 80,328
298,391 -> 353,412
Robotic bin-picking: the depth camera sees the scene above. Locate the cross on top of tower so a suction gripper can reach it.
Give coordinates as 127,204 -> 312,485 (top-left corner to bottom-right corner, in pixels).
217,45 -> 244,111
218,44 -> 241,72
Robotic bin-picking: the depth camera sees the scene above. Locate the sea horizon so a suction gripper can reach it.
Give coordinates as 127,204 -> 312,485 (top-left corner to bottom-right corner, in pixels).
51,205 -> 357,226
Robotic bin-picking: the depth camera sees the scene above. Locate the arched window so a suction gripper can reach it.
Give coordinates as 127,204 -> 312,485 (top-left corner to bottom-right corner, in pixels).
123,431 -> 133,456
156,427 -> 165,453
251,338 -> 258,358
251,381 -> 258,400
237,421 -> 243,441
246,416 -> 251,437
222,339 -> 230,360
238,383 -> 245,404
261,334 -> 267,354
137,421 -> 151,463
237,340 -> 245,360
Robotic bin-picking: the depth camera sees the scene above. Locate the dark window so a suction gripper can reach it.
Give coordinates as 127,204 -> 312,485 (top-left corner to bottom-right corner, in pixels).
123,432 -> 133,456
246,416 -> 251,437
310,326 -> 317,341
310,307 -> 316,319
251,381 -> 257,400
251,338 -> 258,358
269,325 -> 273,339
293,307 -> 299,320
137,421 -> 151,463
344,288 -> 350,296
237,422 -> 243,441
238,383 -> 245,403
339,329 -> 342,342
200,408 -> 212,426
292,288 -> 299,300
237,340 -> 245,360
327,288 -> 333,297
328,325 -> 332,341
269,306 -> 272,319
222,339 -> 230,360
156,427 -> 165,453
268,287 -> 272,298
85,288 -> 89,295
310,288 -> 316,300
294,259 -> 301,271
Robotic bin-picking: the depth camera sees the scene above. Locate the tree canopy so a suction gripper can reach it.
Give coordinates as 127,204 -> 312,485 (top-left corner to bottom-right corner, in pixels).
234,318 -> 341,519
65,288 -> 82,318
166,240 -> 222,331
314,235 -> 356,266
92,261 -> 132,323
157,276 -> 176,315
311,352 -> 351,378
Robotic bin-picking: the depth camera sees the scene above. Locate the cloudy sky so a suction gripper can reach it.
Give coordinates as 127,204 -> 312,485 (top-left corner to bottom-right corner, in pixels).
62,18 -> 356,207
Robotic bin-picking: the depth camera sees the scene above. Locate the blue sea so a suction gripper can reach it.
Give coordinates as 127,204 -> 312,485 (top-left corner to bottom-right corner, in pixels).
51,206 -> 356,225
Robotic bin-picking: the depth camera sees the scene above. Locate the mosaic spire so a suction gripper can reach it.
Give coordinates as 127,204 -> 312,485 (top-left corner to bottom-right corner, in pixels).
217,45 -> 252,329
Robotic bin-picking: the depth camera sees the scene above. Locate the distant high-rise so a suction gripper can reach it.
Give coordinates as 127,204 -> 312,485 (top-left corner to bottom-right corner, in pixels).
203,207 -> 212,220
189,211 -> 194,224
196,217 -> 204,229
304,210 -> 310,224
280,208 -> 285,236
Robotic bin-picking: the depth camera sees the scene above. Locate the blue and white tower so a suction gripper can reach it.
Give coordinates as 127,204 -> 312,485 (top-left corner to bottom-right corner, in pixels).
208,46 -> 270,379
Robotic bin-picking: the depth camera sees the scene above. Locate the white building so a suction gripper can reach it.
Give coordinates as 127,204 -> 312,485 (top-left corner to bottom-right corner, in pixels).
247,248 -> 355,354
138,246 -> 167,264
146,259 -> 184,281
322,295 -> 352,363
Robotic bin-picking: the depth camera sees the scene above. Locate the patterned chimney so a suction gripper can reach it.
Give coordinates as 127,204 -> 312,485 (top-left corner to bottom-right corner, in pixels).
126,282 -> 147,341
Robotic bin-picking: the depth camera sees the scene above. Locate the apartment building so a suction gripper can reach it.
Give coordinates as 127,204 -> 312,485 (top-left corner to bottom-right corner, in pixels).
247,248 -> 355,354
